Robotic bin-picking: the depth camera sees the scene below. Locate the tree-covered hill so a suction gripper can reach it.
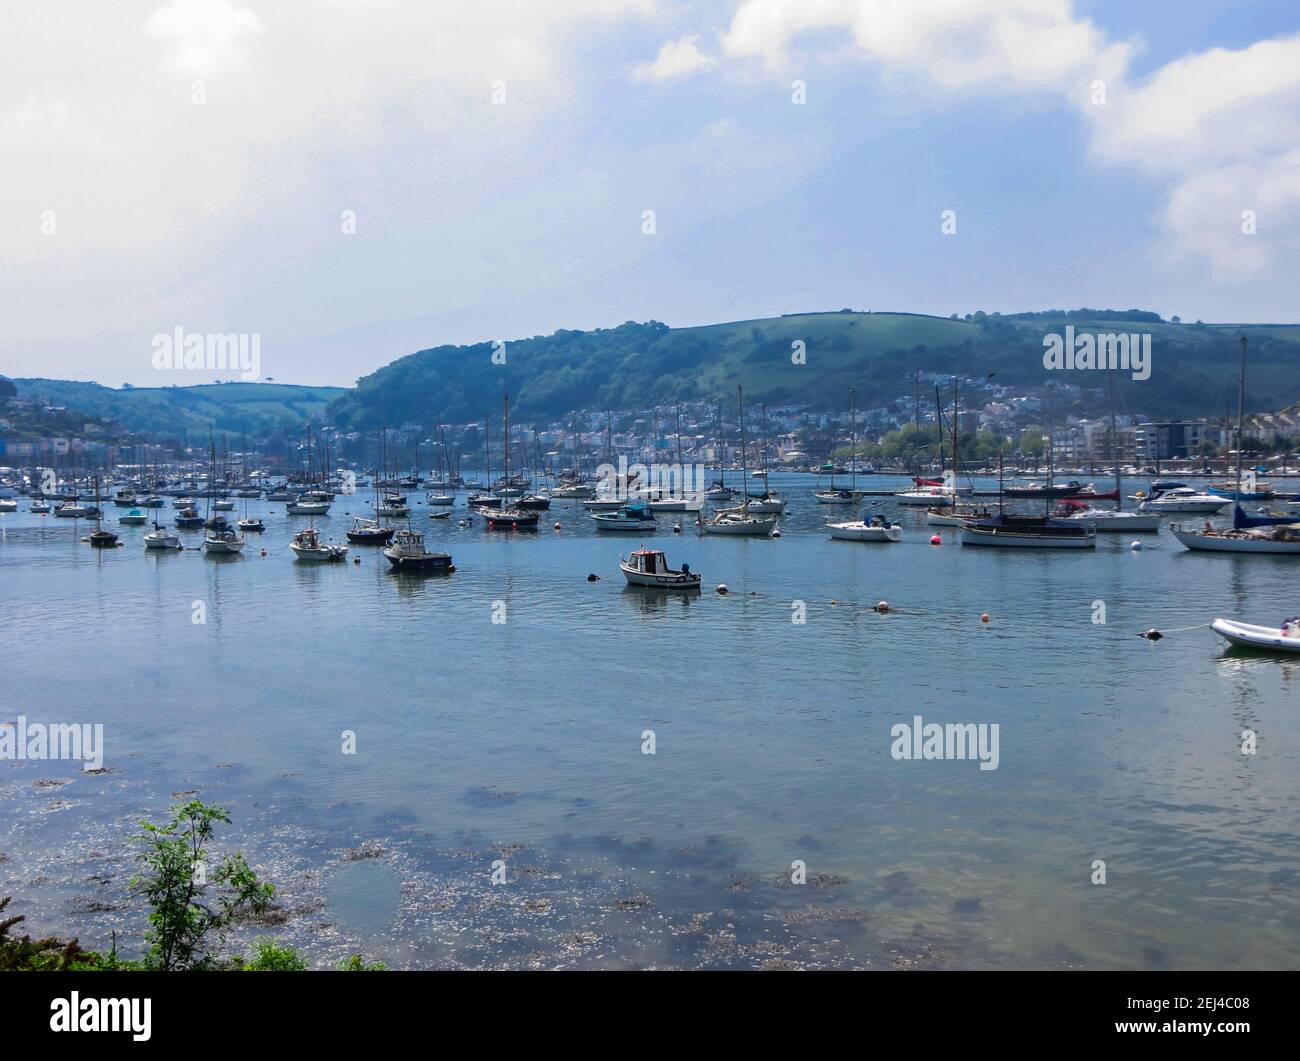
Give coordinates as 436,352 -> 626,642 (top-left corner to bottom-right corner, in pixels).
327,311 -> 1300,428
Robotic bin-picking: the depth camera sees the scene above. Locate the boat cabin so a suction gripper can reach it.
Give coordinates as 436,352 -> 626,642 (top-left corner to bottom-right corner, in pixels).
629,549 -> 673,575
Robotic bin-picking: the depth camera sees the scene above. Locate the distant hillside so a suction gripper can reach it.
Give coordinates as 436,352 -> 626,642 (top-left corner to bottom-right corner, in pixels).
11,380 -> 345,437
327,311 -> 1300,428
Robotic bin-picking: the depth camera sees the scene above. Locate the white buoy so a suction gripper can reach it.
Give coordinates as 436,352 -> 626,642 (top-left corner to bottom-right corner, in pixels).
1130,540 -> 1143,551
716,584 -> 728,595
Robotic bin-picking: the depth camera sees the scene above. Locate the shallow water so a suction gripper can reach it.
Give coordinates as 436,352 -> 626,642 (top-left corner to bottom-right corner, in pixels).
2,473 -> 1298,968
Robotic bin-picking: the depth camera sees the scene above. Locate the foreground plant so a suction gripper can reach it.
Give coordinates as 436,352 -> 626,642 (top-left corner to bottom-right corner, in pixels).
132,799 -> 275,971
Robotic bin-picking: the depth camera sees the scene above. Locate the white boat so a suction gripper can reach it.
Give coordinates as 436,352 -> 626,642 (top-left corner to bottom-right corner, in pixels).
286,491 -> 332,515
551,483 -> 594,499
582,496 -> 625,511
828,517 -> 902,542
202,529 -> 246,554
425,493 -> 454,506
1171,522 -> 1300,554
743,495 -> 787,513
1057,506 -> 1161,531
1211,618 -> 1300,652
375,501 -> 411,517
54,501 -> 95,518
144,523 -> 181,549
0,498 -> 18,512
699,507 -> 778,536
211,499 -> 236,511
620,548 -> 701,590
896,488 -> 957,507
647,495 -> 704,512
926,504 -> 994,527
1138,487 -> 1228,513
814,489 -> 857,505
290,526 -> 348,561
118,508 -> 148,525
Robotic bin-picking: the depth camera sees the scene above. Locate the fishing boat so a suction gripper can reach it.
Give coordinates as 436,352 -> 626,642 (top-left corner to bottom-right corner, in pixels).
118,508 -> 148,525
174,507 -> 204,528
592,501 -> 657,531
383,528 -> 452,571
286,490 -> 332,515
290,526 -> 348,562
620,548 -> 701,590
1211,617 -> 1300,653
237,517 -> 265,532
828,515 -> 902,542
111,490 -> 139,507
1138,486 -> 1228,513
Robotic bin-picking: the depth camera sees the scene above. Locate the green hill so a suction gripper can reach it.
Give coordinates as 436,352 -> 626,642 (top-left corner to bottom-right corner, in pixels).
11,380 -> 345,437
327,310 -> 1300,428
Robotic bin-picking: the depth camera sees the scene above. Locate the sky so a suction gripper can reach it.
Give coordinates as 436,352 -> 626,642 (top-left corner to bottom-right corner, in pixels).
2,0 -> 1298,387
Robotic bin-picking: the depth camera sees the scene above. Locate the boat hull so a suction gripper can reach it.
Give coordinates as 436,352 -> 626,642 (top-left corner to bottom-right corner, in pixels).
1171,529 -> 1300,554
619,564 -> 702,590
828,522 -> 901,542
383,551 -> 452,571
1212,618 -> 1300,652
959,526 -> 1095,548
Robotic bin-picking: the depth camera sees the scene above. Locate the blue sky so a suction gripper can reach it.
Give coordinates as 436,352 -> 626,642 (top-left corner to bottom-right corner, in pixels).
2,0 -> 1298,386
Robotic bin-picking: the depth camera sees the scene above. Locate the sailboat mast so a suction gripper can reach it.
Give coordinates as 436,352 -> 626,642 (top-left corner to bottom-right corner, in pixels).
1236,335 -> 1247,494
849,389 -> 856,496
1108,369 -> 1122,512
737,385 -> 748,513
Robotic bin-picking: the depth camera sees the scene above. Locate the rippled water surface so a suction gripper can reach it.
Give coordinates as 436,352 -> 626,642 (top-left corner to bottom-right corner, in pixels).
2,473 -> 1298,968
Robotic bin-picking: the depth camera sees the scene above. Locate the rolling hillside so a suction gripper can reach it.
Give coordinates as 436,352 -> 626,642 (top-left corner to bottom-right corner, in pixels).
10,379 -> 344,437
327,310 -> 1300,428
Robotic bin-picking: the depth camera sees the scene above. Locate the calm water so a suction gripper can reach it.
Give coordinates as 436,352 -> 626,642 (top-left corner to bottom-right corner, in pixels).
2,473 -> 1298,969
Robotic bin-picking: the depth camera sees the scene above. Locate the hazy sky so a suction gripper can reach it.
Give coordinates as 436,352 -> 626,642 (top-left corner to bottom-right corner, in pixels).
3,0 -> 1298,387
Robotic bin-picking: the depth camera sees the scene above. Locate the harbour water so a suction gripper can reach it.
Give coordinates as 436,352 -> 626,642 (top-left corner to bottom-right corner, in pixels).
2,473 -> 1298,969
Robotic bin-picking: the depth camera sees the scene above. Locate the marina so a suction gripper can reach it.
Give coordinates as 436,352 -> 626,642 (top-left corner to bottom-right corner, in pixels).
3,468 -> 1299,970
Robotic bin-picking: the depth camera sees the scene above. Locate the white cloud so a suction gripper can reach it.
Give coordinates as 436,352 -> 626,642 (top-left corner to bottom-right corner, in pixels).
146,0 -> 263,74
709,0 -> 1300,281
633,34 -> 715,81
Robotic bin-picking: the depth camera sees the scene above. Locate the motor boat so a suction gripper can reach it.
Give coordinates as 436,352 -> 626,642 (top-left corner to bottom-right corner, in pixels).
174,507 -> 205,528
383,528 -> 452,571
238,517 -> 265,532
592,502 -> 657,532
118,508 -> 148,526
620,548 -> 701,590
1138,487 -> 1229,514
1211,617 -> 1300,652
1053,498 -> 1160,531
286,491 -> 332,515
290,527 -> 348,561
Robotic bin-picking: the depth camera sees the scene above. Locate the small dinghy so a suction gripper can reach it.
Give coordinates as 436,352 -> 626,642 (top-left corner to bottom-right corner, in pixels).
1211,618 -> 1300,654
620,548 -> 701,590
